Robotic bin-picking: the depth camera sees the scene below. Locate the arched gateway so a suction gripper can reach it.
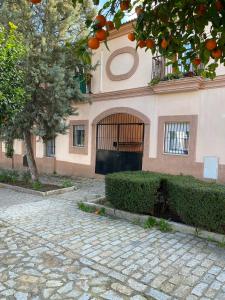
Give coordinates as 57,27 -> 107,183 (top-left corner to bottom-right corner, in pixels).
95,112 -> 145,174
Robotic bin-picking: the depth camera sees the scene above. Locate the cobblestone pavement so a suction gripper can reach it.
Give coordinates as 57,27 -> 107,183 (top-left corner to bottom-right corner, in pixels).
0,179 -> 225,300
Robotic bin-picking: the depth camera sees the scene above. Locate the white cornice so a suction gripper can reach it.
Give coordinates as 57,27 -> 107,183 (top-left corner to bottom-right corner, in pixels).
152,77 -> 204,94
89,75 -> 225,102
91,86 -> 153,101
107,22 -> 134,41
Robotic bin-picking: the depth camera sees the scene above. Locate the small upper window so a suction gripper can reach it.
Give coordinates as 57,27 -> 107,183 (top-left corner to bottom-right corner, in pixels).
73,125 -> 85,147
46,138 -> 55,157
164,122 -> 189,155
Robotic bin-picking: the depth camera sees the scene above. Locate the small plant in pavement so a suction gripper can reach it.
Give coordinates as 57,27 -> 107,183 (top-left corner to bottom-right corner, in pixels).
62,179 -> 73,188
144,216 -> 173,232
78,202 -> 106,216
32,181 -> 43,191
144,217 -> 157,229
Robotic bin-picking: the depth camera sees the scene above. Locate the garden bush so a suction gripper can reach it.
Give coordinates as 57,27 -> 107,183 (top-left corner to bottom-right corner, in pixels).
105,171 -> 162,214
106,171 -> 225,234
0,169 -> 19,183
167,178 -> 225,234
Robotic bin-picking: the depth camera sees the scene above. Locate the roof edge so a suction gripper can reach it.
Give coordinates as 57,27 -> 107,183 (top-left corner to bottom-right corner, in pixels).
107,20 -> 136,41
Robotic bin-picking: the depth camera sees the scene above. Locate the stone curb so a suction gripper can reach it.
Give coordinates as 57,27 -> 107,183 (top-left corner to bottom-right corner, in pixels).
0,182 -> 76,197
82,199 -> 225,244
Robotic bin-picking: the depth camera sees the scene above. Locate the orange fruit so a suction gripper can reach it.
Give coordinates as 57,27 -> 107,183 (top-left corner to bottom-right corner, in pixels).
30,0 -> 41,4
160,15 -> 169,23
128,32 -> 135,41
212,48 -> 222,58
95,15 -> 106,28
196,4 -> 206,16
135,6 -> 144,16
215,0 -> 223,10
161,38 -> 168,49
146,39 -> 155,49
138,40 -> 146,48
186,24 -> 192,30
106,21 -> 115,31
88,37 -> 100,50
193,58 -> 201,66
120,0 -> 130,11
205,39 -> 217,51
95,29 -> 107,41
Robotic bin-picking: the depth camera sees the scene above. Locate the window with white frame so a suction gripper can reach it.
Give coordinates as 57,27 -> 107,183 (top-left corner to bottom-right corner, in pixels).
164,122 -> 190,155
73,125 -> 85,147
45,138 -> 55,157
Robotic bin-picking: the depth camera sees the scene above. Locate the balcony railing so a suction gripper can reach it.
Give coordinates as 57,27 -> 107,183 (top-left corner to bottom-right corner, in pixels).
80,78 -> 91,94
151,56 -> 201,81
76,74 -> 91,94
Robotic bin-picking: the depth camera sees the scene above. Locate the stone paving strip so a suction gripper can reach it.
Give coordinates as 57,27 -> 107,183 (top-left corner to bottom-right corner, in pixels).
0,179 -> 225,299
0,223 -> 152,300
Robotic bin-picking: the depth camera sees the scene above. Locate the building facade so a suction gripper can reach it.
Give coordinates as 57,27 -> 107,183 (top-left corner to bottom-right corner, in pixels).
1,22 -> 225,181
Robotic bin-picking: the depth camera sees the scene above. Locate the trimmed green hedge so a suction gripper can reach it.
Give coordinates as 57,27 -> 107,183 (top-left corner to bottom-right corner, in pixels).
167,178 -> 225,234
105,171 -> 161,214
105,171 -> 225,234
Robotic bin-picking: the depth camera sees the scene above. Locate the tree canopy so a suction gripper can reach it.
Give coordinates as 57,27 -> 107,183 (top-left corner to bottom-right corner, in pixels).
0,0 -> 95,181
0,22 -> 26,127
85,0 -> 225,79
22,1 -> 225,78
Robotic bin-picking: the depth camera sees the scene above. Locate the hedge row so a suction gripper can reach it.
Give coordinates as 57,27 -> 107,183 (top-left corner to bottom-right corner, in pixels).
105,171 -> 225,234
105,171 -> 161,214
168,178 -> 225,233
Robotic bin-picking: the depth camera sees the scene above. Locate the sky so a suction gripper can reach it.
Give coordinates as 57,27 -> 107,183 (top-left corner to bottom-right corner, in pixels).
97,0 -> 136,23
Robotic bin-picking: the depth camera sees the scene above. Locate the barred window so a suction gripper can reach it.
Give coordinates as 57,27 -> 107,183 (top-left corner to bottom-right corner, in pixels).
46,138 -> 55,157
73,125 -> 85,147
164,122 -> 190,155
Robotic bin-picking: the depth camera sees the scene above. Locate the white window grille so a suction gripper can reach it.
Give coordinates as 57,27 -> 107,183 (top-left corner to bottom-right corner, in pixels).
164,122 -> 190,155
73,125 -> 85,147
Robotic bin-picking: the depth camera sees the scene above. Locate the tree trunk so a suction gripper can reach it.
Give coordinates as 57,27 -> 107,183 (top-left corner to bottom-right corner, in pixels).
23,131 -> 39,182
12,156 -> 14,169
172,53 -> 178,74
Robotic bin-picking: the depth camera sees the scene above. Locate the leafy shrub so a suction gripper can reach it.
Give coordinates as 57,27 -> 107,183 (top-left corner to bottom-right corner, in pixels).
32,181 -> 43,191
20,171 -> 31,184
167,178 -> 225,234
0,169 -> 19,183
105,171 -> 162,214
106,171 -> 225,234
62,179 -> 73,188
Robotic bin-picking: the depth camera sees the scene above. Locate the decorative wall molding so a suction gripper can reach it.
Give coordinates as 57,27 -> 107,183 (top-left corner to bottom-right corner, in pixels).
202,74 -> 225,89
92,107 -> 151,125
152,77 -> 204,94
91,86 -> 153,101
90,75 -> 225,101
106,47 -> 139,81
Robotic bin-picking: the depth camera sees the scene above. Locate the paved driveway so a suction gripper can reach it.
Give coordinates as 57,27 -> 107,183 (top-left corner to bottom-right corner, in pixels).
0,180 -> 225,300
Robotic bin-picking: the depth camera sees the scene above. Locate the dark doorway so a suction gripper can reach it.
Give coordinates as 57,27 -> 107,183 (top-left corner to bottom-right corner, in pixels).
95,113 -> 144,175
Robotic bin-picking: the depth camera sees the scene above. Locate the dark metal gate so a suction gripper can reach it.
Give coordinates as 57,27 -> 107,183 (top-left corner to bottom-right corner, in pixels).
95,113 -> 144,175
